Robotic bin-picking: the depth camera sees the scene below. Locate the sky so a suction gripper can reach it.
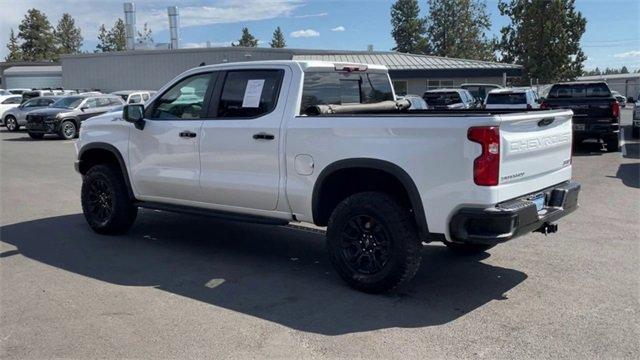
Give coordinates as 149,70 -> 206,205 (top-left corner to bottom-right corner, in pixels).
0,0 -> 638,70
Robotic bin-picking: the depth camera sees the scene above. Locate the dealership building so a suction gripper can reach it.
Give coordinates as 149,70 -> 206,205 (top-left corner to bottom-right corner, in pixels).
58,47 -> 522,94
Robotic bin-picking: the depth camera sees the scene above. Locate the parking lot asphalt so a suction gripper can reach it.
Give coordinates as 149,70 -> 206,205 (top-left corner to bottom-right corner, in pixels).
1,110 -> 638,359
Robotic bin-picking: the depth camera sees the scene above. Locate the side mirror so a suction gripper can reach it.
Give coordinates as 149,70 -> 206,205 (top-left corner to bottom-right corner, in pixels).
123,104 -> 145,130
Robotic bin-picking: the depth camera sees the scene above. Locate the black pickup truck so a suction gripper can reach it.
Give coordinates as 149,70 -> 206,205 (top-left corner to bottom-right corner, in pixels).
541,82 -> 620,151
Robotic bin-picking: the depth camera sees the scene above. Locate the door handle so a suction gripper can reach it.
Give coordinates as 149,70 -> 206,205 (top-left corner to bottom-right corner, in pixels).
179,131 -> 197,138
253,132 -> 275,140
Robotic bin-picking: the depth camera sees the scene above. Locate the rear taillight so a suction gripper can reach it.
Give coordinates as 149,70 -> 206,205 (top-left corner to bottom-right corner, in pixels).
540,101 -> 548,110
468,126 -> 500,186
612,100 -> 620,119
527,104 -> 532,110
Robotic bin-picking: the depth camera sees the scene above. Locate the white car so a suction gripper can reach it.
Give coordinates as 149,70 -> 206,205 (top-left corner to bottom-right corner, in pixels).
423,88 -> 478,109
484,88 -> 540,110
0,94 -> 23,119
111,90 -> 155,104
75,60 -> 580,293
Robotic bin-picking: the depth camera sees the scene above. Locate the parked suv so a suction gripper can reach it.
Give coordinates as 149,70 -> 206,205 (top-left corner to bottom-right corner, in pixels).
0,94 -> 22,119
26,95 -> 124,140
633,98 -> 639,138
423,89 -> 477,109
484,88 -> 540,110
2,96 -> 61,131
541,82 -> 620,151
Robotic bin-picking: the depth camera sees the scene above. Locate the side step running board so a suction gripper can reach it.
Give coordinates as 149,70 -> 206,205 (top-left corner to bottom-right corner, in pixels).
134,201 -> 289,226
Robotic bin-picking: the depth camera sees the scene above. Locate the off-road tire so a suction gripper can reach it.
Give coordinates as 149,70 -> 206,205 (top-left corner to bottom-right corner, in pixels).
28,132 -> 44,139
5,116 -> 19,131
326,191 -> 422,293
81,164 -> 137,235
444,241 -> 495,255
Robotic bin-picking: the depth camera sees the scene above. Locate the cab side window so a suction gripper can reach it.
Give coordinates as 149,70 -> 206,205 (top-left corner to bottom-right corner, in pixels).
150,73 -> 212,120
84,98 -> 98,108
216,70 -> 283,118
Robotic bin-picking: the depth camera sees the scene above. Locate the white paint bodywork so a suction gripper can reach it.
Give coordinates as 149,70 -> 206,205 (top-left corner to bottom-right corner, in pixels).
76,60 -> 574,240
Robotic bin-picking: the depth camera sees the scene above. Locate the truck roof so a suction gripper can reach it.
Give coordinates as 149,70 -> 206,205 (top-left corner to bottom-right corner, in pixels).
195,60 -> 389,73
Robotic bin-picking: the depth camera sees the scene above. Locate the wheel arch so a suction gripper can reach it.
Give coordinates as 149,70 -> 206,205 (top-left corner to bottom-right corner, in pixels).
78,142 -> 134,199
311,158 -> 429,239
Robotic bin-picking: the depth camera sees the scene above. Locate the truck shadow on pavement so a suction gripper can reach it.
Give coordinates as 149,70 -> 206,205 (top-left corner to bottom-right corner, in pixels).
0,211 -> 527,335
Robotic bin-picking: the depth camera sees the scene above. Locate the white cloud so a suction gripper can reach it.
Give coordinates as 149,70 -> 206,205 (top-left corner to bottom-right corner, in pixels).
613,50 -> 640,58
293,12 -> 327,18
331,26 -> 346,32
0,0 -> 303,58
141,1 -> 303,28
290,29 -> 319,38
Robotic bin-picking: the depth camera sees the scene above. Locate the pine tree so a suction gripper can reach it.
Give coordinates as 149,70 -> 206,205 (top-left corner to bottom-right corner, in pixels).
5,29 -> 22,61
390,0 -> 428,54
96,24 -> 111,52
18,8 -> 57,61
270,27 -> 286,48
620,66 -> 629,74
109,18 -> 127,51
499,0 -> 587,83
55,13 -> 83,55
137,22 -> 153,47
232,27 -> 258,47
426,0 -> 495,61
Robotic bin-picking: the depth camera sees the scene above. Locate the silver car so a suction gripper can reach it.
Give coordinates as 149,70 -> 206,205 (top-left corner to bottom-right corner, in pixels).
2,96 -> 61,131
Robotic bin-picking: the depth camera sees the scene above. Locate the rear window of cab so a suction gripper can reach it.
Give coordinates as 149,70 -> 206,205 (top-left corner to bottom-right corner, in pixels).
300,72 -> 394,114
486,92 -> 527,104
548,83 -> 611,98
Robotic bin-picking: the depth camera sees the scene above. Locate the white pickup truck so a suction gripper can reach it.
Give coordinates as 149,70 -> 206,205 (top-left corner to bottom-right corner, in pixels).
75,60 -> 580,293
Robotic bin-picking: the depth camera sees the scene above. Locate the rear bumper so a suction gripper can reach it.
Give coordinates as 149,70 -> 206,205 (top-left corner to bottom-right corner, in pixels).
449,181 -> 580,245
573,121 -> 619,138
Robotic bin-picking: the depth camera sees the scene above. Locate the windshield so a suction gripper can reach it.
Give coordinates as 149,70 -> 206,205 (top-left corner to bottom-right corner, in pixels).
52,96 -> 84,109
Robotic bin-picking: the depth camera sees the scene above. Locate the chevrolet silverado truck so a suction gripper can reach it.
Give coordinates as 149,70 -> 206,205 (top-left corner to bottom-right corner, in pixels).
541,81 -> 620,151
75,60 -> 580,293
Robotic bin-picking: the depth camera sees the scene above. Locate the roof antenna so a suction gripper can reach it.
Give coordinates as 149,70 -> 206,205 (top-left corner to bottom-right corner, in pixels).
199,62 -> 205,66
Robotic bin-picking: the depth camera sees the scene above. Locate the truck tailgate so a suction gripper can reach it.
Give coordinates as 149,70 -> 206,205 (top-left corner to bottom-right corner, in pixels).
497,109 -> 573,201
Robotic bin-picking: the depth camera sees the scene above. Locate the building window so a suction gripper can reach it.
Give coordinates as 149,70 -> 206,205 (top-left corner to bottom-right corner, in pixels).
393,80 -> 408,96
426,79 -> 454,91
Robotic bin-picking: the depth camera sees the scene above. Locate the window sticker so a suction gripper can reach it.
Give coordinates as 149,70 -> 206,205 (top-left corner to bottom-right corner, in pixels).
242,79 -> 265,108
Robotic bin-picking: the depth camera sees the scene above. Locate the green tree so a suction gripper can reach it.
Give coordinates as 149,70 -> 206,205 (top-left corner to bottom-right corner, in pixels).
96,24 -> 111,52
620,66 -> 629,74
5,29 -> 22,61
426,0 -> 495,60
270,27 -> 286,48
109,18 -> 126,51
18,8 -> 57,61
137,22 -> 153,47
390,0 -> 428,53
499,0 -> 587,83
96,19 -> 126,52
55,13 -> 83,55
232,27 -> 259,47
